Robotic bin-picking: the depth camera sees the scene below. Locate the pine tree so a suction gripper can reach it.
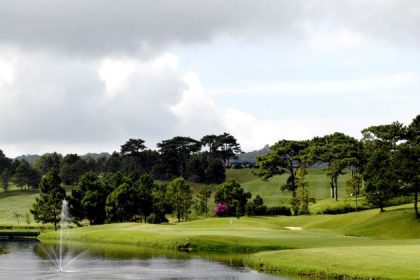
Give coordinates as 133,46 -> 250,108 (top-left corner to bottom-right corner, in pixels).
31,170 -> 66,230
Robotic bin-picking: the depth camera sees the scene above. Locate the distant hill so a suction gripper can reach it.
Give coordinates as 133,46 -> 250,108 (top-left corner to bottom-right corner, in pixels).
15,154 -> 40,163
235,145 -> 271,163
15,152 -> 112,162
81,152 -> 111,160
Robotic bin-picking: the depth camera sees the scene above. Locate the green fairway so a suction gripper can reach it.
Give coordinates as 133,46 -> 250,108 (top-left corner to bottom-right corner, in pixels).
245,245 -> 420,280
0,189 -> 39,226
226,168 -> 351,206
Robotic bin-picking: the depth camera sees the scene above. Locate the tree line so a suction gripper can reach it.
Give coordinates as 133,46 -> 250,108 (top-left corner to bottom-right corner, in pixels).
255,115 -> 420,217
0,132 -> 242,192
2,115 -> 419,228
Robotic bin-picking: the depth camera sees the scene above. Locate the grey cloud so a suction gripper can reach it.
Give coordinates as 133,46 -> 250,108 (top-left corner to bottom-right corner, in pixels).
0,0 -> 306,56
1,0 -> 420,56
0,52 -> 185,146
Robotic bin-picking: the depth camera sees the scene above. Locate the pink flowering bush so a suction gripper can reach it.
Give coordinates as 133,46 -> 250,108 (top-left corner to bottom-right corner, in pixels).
214,203 -> 229,216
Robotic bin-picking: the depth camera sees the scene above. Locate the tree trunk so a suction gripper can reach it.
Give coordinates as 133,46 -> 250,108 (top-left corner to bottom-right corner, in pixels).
414,191 -> 419,218
330,177 -> 335,199
355,193 -> 358,212
205,199 -> 208,218
334,177 -> 338,201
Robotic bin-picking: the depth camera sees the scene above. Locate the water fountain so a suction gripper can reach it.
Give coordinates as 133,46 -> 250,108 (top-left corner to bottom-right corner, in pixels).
59,199 -> 69,272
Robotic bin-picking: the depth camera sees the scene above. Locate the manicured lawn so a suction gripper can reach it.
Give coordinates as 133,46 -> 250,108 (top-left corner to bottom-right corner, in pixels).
246,245 -> 420,280
0,189 -> 39,226
226,168 -> 351,206
39,204 -> 420,279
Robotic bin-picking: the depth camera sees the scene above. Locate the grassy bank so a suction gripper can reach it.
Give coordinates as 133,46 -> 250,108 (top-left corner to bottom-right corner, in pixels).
39,205 -> 420,279
245,245 -> 420,280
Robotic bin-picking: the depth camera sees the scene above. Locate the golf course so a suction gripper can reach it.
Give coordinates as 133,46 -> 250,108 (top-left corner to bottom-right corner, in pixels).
2,168 -> 420,279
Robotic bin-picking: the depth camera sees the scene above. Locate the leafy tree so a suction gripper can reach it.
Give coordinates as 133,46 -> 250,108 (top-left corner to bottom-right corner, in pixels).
1,168 -> 12,192
214,178 -> 251,218
166,177 -> 193,222
255,140 -> 309,208
106,182 -> 140,222
363,147 -> 399,212
311,133 -> 363,201
151,184 -> 172,223
186,153 -> 207,182
0,150 -> 12,191
120,138 -> 147,175
346,174 -> 362,211
35,152 -> 62,175
197,185 -> 212,218
247,194 -> 267,216
0,150 -> 12,173
69,172 -> 114,225
362,123 -> 405,212
205,157 -> 226,184
136,174 -> 155,222
157,136 -> 201,178
201,133 -> 242,166
217,133 -> 242,166
31,171 -> 66,230
60,154 -> 86,185
295,165 -> 310,214
394,115 -> 420,217
105,152 -> 122,173
13,159 -> 41,190
201,134 -> 221,154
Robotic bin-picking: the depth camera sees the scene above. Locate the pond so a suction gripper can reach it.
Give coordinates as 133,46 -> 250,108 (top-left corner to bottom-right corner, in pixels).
0,241 -> 289,279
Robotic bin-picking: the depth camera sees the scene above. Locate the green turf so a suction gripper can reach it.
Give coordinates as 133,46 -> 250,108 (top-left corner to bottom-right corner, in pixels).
245,245 -> 420,280
226,168 -> 351,206
38,204 -> 420,279
0,189 -> 39,226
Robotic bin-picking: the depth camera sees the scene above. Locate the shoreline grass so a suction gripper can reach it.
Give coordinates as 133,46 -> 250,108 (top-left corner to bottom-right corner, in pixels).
38,205 -> 420,279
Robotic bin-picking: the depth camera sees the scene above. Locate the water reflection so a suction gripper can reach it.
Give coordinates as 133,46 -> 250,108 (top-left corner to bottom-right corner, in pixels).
0,241 -> 286,279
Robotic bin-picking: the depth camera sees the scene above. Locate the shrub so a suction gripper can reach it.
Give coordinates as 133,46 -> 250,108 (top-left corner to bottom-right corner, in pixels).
255,205 -> 268,215
266,206 -> 292,216
214,203 -> 229,216
320,203 -> 370,215
147,213 -> 168,224
384,196 -> 413,207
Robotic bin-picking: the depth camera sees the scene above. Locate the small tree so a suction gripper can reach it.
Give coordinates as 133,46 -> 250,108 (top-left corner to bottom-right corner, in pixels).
31,171 -> 66,230
295,165 -> 310,215
167,178 -> 193,222
214,178 -> 251,218
197,185 -> 212,218
346,174 -> 362,211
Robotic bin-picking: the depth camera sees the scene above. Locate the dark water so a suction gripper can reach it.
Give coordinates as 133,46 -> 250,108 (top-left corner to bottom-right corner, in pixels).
0,241 -> 287,279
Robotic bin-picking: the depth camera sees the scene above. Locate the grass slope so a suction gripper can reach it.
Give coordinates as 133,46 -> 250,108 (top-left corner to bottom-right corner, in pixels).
0,189 -> 39,226
39,205 -> 420,279
226,168 -> 351,206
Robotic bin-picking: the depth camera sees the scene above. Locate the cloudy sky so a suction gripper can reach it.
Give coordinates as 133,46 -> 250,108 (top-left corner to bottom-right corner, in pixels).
0,0 -> 419,157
